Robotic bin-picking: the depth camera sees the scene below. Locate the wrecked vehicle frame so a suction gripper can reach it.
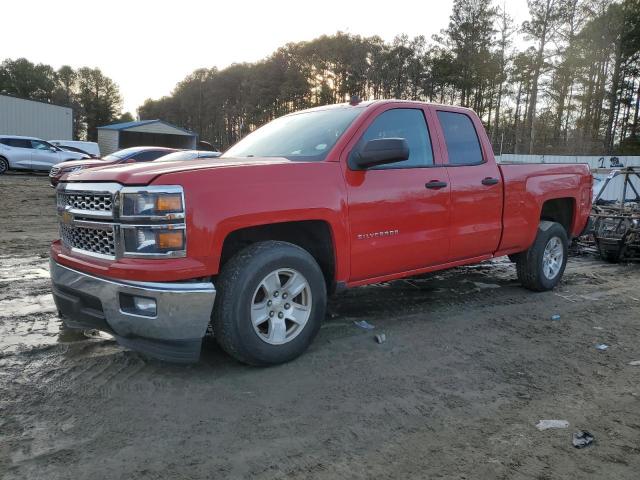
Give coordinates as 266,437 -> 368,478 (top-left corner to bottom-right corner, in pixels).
591,166 -> 640,262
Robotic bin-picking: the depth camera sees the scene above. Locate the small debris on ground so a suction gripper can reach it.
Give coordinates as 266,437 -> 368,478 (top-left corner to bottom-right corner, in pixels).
595,343 -> 609,351
572,431 -> 594,448
353,320 -> 375,330
375,333 -> 386,344
536,419 -> 570,430
550,314 -> 561,321
472,281 -> 501,290
629,360 -> 640,366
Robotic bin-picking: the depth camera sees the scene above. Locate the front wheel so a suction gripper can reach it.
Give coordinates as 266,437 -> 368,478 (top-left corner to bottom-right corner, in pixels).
516,221 -> 568,292
0,157 -> 8,175
212,241 -> 326,366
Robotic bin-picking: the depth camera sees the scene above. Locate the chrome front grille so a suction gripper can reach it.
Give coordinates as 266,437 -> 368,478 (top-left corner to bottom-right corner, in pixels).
60,222 -> 116,258
58,191 -> 113,213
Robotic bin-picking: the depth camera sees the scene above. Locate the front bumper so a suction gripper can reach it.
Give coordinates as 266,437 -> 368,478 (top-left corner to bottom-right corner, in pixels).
50,258 -> 216,363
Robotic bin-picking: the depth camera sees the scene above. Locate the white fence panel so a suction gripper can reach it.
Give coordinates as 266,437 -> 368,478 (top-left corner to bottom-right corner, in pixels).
496,154 -> 640,170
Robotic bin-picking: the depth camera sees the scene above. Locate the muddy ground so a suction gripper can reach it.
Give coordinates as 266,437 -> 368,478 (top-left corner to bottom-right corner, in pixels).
1,173 -> 639,480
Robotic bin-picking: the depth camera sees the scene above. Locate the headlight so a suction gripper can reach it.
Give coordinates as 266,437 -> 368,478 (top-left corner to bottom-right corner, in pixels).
118,186 -> 186,258
62,166 -> 84,174
122,224 -> 186,256
120,186 -> 184,219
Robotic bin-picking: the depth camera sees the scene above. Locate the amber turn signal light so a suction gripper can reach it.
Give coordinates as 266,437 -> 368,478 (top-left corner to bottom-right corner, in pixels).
155,194 -> 182,212
157,231 -> 184,249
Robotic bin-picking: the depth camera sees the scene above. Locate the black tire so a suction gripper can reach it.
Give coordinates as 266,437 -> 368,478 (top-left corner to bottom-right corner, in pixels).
516,221 -> 568,292
212,241 -> 326,366
0,157 -> 8,175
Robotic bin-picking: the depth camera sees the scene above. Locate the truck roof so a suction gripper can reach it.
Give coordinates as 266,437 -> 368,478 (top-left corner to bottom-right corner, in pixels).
288,98 -> 477,116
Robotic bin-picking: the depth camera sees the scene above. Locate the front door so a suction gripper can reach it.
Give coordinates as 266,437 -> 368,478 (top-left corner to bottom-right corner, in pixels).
30,140 -> 61,171
343,106 -> 451,282
435,109 -> 503,261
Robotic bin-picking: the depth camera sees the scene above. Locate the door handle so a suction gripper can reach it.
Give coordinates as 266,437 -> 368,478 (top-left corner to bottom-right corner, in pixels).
481,177 -> 499,186
425,180 -> 448,189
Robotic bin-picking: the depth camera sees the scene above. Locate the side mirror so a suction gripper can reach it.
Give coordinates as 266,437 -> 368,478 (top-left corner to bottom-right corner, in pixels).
349,138 -> 410,170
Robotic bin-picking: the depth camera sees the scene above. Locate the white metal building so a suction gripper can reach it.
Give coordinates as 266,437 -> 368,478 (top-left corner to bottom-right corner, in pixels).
0,94 -> 73,140
97,120 -> 197,155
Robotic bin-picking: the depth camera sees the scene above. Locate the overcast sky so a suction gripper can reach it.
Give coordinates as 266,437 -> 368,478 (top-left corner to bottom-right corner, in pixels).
4,0 -> 531,114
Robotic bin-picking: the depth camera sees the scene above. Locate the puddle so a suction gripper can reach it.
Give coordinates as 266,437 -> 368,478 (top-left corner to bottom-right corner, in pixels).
0,294 -> 56,317
0,255 -> 114,355
0,267 -> 50,282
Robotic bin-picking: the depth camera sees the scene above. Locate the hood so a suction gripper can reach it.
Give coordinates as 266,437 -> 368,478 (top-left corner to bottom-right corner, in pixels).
57,159 -> 116,170
64,157 -> 296,185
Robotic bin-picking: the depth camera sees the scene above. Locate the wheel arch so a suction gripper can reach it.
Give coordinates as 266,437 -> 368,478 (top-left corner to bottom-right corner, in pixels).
539,197 -> 575,238
218,220 -> 338,292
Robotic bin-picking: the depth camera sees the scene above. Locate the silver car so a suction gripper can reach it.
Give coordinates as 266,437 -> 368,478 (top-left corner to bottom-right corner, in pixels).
0,135 -> 88,174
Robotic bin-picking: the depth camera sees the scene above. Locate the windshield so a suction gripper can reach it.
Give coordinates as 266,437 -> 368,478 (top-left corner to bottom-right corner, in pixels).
222,107 -> 362,161
102,147 -> 146,161
156,151 -> 199,162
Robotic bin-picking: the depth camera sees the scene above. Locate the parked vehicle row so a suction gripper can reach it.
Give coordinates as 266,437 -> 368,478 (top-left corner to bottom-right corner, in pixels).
48,146 -> 178,186
48,148 -> 221,186
49,99 -> 592,366
0,135 -> 88,174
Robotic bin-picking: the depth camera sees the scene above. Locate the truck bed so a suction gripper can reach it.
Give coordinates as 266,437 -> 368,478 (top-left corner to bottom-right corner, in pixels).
497,162 -> 592,255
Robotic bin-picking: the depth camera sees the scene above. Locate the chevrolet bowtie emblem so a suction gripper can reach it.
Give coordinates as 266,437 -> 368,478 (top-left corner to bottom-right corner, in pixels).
61,208 -> 73,225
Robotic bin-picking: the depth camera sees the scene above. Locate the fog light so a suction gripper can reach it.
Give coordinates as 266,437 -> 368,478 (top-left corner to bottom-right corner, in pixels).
120,293 -> 157,317
134,296 -> 157,316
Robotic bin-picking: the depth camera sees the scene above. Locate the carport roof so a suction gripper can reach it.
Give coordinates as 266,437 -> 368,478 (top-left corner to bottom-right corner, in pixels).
97,119 -> 195,135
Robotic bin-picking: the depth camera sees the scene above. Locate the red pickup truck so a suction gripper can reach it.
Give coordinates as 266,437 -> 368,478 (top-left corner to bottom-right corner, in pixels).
50,100 -> 592,365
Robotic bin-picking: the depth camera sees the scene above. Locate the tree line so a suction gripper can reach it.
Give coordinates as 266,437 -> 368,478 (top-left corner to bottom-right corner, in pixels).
0,59 -> 130,141
139,0 -> 640,155
2,0 -> 638,155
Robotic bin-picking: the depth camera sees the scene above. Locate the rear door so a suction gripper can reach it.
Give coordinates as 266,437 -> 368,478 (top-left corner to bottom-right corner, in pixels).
1,138 -> 33,169
343,105 -> 451,282
435,110 -> 503,261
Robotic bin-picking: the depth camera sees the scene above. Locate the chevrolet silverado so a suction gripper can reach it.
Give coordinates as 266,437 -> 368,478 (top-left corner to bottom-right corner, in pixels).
50,100 -> 592,365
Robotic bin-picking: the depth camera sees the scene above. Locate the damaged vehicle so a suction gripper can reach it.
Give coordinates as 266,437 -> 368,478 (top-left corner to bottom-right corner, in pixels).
591,167 -> 640,262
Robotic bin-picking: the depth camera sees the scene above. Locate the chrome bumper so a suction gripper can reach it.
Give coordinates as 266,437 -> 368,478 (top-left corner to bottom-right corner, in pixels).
50,259 -> 216,363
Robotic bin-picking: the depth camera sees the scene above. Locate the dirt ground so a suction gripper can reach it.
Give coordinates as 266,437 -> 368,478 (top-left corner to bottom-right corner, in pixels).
1,173 -> 640,480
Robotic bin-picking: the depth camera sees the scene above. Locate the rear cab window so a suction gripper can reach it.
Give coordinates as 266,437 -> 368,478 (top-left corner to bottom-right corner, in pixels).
354,108 -> 434,169
437,111 -> 483,166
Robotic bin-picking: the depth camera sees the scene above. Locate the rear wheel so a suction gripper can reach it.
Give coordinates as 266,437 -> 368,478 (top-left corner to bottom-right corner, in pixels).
516,221 -> 568,291
212,241 -> 326,366
0,157 -> 8,175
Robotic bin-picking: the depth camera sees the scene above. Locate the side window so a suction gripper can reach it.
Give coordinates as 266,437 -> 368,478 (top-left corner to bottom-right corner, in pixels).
4,139 -> 32,148
437,111 -> 484,166
31,140 -> 50,150
355,108 -> 434,169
